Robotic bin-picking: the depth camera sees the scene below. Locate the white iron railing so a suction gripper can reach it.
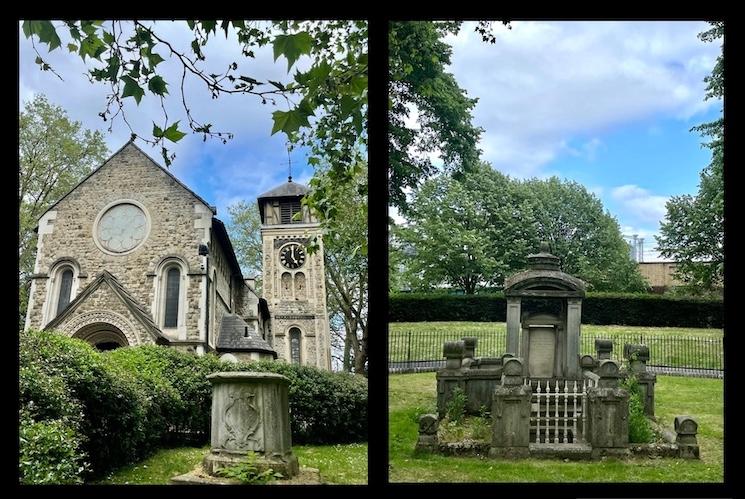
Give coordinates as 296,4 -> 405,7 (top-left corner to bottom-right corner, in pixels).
528,377 -> 596,444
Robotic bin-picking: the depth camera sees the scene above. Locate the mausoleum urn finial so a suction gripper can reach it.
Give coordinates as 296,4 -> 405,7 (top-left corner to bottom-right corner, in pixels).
527,241 -> 561,271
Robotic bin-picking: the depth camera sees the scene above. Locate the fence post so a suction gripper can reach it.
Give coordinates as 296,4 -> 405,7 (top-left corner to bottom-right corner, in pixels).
406,331 -> 412,367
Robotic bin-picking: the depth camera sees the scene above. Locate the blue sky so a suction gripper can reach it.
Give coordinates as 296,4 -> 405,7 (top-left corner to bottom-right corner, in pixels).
443,21 -> 722,261
19,21 -> 316,222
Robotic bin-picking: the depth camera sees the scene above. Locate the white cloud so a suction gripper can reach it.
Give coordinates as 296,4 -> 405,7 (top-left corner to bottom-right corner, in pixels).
446,21 -> 720,177
611,184 -> 669,224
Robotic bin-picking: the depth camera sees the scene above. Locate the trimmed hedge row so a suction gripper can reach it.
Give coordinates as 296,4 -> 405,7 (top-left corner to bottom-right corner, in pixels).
389,292 -> 723,328
19,330 -> 367,483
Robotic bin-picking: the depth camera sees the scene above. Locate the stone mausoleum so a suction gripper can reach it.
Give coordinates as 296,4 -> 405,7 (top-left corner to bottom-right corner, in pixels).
24,141 -> 331,370
426,243 -> 699,460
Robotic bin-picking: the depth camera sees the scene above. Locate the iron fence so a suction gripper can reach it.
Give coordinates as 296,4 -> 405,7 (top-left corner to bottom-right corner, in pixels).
388,330 -> 723,378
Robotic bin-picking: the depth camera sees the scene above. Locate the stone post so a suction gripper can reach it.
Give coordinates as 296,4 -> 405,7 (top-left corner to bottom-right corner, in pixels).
595,339 -> 613,361
580,354 -> 596,375
565,298 -> 582,378
443,340 -> 465,370
462,337 -> 478,368
437,340 -> 466,418
415,414 -> 439,453
202,372 -> 299,478
586,360 -> 629,458
506,297 -> 521,356
489,358 -> 532,458
674,416 -> 700,459
623,344 -> 656,416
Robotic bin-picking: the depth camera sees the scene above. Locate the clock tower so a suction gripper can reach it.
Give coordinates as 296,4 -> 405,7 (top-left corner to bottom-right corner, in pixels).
257,179 -> 331,370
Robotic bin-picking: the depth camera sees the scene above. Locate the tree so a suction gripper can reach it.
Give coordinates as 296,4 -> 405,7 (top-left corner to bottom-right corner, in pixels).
322,162 -> 368,374
22,20 -> 367,241
226,200 -> 263,290
656,22 -> 723,293
522,177 -> 648,292
388,21 -> 482,211
394,164 -> 648,293
19,94 -> 109,327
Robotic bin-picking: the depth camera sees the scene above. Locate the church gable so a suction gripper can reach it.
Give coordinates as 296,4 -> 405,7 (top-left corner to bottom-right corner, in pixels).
45,271 -> 168,347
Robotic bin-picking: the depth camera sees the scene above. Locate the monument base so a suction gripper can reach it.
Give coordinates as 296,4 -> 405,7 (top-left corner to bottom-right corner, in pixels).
172,465 -> 319,485
203,449 -> 300,478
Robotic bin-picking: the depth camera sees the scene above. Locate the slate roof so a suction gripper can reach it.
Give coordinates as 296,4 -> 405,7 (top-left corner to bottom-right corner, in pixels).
44,270 -> 170,345
257,179 -> 309,200
216,313 -> 277,357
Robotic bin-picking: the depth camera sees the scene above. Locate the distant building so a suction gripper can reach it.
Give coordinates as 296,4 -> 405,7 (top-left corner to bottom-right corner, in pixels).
637,262 -> 683,293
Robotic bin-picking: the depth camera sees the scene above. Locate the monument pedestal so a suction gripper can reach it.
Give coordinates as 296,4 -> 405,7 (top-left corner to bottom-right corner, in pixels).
203,372 -> 299,478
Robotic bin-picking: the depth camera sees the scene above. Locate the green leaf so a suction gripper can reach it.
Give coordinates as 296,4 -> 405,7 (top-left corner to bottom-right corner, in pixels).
200,20 -> 217,34
67,43 -> 78,53
272,32 -> 313,71
340,95 -> 357,115
271,109 -> 310,136
232,20 -> 245,29
349,74 -> 367,94
121,75 -> 145,104
152,123 -> 164,138
186,20 -> 195,30
163,121 -> 187,143
27,21 -> 61,51
102,31 -> 115,44
147,51 -> 165,68
268,80 -> 285,91
148,75 -> 168,96
221,20 -> 230,38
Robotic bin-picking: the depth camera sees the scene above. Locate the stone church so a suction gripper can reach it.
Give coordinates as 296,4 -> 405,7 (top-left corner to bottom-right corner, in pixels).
24,141 -> 331,370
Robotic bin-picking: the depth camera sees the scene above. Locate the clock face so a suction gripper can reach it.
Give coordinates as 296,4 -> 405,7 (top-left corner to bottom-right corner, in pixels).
279,243 -> 306,269
97,203 -> 148,253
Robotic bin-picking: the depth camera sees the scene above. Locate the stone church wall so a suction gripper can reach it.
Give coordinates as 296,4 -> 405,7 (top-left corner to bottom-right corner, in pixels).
26,143 -> 209,342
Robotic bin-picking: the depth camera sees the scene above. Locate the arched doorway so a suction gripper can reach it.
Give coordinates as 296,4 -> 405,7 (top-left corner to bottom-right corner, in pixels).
73,322 -> 130,351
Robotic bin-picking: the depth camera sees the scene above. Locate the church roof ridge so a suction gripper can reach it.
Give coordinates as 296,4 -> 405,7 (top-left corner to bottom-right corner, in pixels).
36,140 -> 216,228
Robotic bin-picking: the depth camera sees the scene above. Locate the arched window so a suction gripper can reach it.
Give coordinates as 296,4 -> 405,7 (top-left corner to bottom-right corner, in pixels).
56,268 -> 74,316
164,267 -> 180,328
281,272 -> 292,298
153,257 -> 187,337
294,272 -> 306,300
289,327 -> 302,364
44,260 -> 81,326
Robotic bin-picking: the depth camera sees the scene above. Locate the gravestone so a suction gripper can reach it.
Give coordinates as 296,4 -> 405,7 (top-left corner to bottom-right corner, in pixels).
202,372 -> 299,478
528,326 -> 555,378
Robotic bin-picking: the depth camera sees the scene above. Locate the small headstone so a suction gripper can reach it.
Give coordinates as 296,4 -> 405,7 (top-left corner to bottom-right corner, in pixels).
415,414 -> 439,452
674,415 -> 700,459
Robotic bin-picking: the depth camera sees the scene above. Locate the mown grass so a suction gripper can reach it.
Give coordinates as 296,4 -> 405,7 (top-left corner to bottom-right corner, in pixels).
98,443 -> 367,485
388,372 -> 723,483
389,322 -> 723,369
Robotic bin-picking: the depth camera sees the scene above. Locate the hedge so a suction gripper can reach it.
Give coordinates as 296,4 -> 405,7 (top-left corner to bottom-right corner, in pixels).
389,292 -> 723,328
19,330 -> 367,483
107,346 -> 368,445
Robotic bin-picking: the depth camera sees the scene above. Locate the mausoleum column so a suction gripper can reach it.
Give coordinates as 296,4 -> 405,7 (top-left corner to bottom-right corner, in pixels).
506,297 -> 521,356
565,298 -> 581,378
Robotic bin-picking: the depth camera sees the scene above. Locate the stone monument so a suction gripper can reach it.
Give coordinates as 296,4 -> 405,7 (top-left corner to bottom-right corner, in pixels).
202,372 -> 299,478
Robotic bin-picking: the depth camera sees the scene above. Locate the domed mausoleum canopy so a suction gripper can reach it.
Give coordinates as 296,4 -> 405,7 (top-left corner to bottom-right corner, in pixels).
504,242 -> 586,298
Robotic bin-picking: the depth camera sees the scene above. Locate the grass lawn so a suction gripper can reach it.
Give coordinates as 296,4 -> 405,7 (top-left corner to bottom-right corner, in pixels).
389,372 -> 723,483
389,322 -> 723,369
98,443 -> 367,485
